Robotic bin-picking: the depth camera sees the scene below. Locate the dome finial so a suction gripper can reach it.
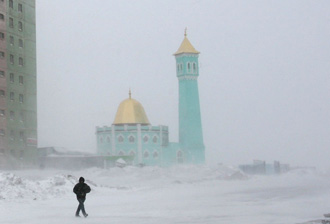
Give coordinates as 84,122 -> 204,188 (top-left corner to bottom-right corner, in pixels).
129,88 -> 131,99
184,27 -> 187,37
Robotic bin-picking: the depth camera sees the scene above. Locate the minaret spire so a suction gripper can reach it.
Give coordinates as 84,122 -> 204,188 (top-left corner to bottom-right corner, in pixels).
174,28 -> 199,55
129,88 -> 131,99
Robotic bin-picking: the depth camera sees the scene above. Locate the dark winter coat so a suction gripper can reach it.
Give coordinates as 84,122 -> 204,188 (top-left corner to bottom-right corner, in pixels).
73,182 -> 91,199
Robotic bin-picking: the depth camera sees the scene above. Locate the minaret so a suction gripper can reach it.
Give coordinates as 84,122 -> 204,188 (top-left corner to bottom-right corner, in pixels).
174,29 -> 205,164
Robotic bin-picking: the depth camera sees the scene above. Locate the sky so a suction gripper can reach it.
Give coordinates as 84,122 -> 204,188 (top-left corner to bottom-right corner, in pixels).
36,1 -> 330,169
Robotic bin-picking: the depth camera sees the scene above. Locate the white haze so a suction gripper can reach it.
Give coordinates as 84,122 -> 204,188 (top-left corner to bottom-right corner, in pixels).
36,1 -> 330,169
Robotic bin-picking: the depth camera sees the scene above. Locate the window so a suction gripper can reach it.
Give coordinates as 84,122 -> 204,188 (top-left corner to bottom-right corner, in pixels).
10,55 -> 14,64
177,64 -> 180,72
19,131 -> 24,140
143,151 -> 149,158
0,32 -> 4,39
18,3 -> 23,12
129,135 -> 135,143
19,111 -> 24,122
19,94 -> 23,103
19,76 -> 23,85
9,17 -> 13,28
99,137 -> 103,143
118,151 -> 125,156
0,90 -> 4,97
0,51 -> 4,58
0,109 -> 4,116
0,14 -> 4,20
118,135 -> 124,143
19,39 -> 23,48
152,136 -> 158,143
10,73 -> 14,83
19,57 -> 23,66
18,21 -> 23,31
143,135 -> 149,143
193,63 -> 196,73
129,151 -> 135,156
177,151 -> 183,163
10,111 -> 14,119
10,36 -> 14,45
187,63 -> 191,72
0,129 -> 4,136
9,0 -> 13,9
0,71 -> 4,78
106,136 -> 111,143
153,151 -> 159,158
10,130 -> 14,140
10,92 -> 14,101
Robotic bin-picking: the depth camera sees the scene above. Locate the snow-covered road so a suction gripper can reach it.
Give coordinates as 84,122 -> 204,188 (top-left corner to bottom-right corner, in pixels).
1,166 -> 330,224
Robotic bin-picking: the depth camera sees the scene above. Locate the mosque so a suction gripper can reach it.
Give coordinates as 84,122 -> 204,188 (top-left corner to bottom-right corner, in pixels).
96,32 -> 205,166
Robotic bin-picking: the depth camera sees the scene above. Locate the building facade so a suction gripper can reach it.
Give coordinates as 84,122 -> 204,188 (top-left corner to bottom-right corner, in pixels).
96,32 -> 204,166
0,0 -> 37,167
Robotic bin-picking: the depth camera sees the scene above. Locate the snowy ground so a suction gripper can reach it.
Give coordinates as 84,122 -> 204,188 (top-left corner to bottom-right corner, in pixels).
1,165 -> 330,224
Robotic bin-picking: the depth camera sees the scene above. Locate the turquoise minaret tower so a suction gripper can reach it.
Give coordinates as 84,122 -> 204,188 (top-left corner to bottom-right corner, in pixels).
174,30 -> 205,164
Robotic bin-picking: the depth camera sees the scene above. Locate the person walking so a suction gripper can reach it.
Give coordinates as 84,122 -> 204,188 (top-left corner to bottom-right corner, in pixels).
73,177 -> 91,218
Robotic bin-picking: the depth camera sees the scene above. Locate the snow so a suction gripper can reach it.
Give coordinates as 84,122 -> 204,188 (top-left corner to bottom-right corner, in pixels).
1,165 -> 330,224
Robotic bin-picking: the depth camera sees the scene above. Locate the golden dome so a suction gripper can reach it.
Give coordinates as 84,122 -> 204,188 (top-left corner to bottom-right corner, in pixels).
174,29 -> 200,55
113,92 -> 150,125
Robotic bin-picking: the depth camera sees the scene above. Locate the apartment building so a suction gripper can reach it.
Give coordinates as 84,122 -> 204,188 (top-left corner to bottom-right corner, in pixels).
0,0 -> 37,167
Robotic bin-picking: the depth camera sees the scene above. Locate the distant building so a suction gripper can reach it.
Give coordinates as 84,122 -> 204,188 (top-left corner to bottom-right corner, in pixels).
239,160 -> 290,175
38,147 -> 104,170
96,31 -> 205,166
0,0 -> 37,168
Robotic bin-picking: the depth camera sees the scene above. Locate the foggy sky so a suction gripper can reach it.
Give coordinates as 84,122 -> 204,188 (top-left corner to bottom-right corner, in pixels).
36,1 -> 330,169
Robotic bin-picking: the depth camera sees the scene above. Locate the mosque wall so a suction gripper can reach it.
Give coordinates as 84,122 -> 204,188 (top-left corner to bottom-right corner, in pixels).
96,124 -> 169,166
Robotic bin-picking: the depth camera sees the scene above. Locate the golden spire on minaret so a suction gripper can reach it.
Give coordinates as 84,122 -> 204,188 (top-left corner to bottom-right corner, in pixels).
174,28 -> 200,55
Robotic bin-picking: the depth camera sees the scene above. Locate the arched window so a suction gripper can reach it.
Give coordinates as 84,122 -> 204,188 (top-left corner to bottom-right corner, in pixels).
143,151 -> 149,158
143,135 -> 149,143
177,64 -> 180,72
118,135 -> 124,143
152,136 -> 158,143
187,63 -> 191,72
106,136 -> 111,143
153,151 -> 159,158
129,151 -> 136,156
99,137 -> 103,143
129,135 -> 135,143
193,63 -> 196,73
118,151 -> 125,156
